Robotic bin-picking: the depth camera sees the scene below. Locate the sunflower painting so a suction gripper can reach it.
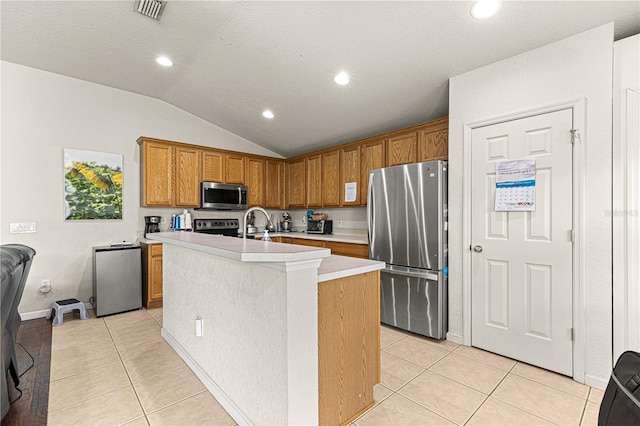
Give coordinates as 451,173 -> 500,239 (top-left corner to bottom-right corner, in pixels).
64,149 -> 123,220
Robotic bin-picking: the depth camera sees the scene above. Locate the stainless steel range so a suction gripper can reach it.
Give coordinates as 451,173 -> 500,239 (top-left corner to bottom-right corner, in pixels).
192,218 -> 240,237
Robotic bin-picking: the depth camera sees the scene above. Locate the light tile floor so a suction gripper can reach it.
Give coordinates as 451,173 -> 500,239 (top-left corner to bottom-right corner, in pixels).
47,308 -> 602,425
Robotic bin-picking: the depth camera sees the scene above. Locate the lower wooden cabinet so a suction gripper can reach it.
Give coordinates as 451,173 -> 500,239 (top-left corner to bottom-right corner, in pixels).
318,270 -> 380,424
141,243 -> 163,309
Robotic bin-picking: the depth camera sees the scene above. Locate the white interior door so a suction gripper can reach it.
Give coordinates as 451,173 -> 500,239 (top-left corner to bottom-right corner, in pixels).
471,108 -> 574,376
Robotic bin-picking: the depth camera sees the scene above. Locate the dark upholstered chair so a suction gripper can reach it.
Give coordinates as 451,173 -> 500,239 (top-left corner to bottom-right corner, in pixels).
1,244 -> 36,420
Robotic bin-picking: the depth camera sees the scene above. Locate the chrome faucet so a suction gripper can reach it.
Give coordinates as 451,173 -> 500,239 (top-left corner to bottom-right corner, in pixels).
243,207 -> 275,239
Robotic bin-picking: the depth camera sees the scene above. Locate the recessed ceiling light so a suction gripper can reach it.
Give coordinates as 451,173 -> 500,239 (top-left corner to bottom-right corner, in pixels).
156,56 -> 173,67
334,72 -> 350,85
470,0 -> 501,19
262,110 -> 274,119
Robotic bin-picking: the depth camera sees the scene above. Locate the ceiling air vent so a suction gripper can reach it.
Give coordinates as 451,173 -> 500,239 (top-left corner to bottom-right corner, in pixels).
135,0 -> 165,20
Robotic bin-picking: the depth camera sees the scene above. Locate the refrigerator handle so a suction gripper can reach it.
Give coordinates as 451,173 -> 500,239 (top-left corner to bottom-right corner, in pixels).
367,172 -> 374,244
382,267 -> 439,281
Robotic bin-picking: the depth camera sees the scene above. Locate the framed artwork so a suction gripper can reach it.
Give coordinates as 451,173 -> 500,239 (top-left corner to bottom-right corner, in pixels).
64,149 -> 123,220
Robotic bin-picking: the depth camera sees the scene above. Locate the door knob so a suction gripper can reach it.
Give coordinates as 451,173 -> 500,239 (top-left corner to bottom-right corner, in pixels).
473,245 -> 483,253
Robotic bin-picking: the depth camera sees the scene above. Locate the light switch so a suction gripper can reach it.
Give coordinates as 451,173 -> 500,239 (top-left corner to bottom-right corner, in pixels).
9,222 -> 36,234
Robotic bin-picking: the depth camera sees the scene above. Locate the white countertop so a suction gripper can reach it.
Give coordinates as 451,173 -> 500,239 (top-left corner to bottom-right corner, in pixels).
317,255 -> 384,282
147,231 -> 330,263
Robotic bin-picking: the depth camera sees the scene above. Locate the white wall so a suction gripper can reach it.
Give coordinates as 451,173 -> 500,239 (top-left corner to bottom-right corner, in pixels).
0,61 -> 282,315
613,34 -> 640,362
448,24 -> 613,387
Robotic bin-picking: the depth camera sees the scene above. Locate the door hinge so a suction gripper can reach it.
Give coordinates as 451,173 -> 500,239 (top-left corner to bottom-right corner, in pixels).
570,129 -> 581,145
570,229 -> 575,243
570,328 -> 574,341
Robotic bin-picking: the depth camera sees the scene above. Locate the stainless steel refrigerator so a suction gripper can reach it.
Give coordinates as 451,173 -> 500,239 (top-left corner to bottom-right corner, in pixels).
367,161 -> 448,339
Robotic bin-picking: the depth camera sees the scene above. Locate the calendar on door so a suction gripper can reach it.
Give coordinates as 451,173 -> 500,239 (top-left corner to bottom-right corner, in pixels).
495,159 -> 536,211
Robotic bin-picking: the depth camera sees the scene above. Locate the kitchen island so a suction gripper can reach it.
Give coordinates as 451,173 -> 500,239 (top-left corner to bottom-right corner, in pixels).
146,232 -> 384,425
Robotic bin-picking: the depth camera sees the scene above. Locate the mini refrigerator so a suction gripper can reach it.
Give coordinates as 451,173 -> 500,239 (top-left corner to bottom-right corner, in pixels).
92,245 -> 142,317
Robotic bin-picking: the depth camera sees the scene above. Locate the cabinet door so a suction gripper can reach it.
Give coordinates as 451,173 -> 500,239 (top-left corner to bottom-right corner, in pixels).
141,141 -> 173,206
146,244 -> 163,308
418,119 -> 448,161
287,158 -> 306,208
306,154 -> 322,207
245,157 -> 265,207
340,145 -> 360,206
265,159 -> 285,209
201,149 -> 224,182
175,147 -> 201,207
225,154 -> 245,184
386,131 -> 417,167
322,151 -> 340,207
360,138 -> 386,205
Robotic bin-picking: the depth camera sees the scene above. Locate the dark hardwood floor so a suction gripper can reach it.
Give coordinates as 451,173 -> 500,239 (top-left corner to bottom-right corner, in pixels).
2,318 -> 52,426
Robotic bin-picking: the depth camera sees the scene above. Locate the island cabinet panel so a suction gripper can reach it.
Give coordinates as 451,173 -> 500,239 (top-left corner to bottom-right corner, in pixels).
340,145 -> 360,206
360,138 -> 386,205
175,146 -> 201,207
418,118 -> 449,162
265,159 -> 286,209
201,149 -> 224,182
386,131 -> 417,167
224,153 -> 245,184
325,241 -> 369,259
306,154 -> 323,208
140,141 -> 173,206
322,151 -> 341,207
245,157 -> 265,207
286,158 -> 306,208
141,243 -> 163,309
319,270 -> 380,425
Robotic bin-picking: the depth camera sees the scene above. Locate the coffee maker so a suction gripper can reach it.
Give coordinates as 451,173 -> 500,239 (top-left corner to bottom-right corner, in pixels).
144,216 -> 161,237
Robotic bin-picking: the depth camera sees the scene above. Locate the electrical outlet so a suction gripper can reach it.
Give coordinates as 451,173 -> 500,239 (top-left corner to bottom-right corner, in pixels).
161,217 -> 167,224
40,279 -> 52,293
301,215 -> 307,225
194,317 -> 204,337
338,220 -> 343,228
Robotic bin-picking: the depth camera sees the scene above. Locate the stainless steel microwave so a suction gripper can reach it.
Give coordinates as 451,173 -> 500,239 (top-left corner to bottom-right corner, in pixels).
200,182 -> 247,210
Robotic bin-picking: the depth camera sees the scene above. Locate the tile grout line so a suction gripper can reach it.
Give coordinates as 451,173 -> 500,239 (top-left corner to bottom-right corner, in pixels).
105,309 -> 154,425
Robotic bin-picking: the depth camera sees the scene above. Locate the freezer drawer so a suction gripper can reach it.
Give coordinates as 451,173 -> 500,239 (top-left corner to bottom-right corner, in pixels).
380,267 -> 447,339
92,245 -> 142,317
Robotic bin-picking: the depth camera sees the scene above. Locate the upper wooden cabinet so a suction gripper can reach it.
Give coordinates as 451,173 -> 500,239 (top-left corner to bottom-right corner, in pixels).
265,159 -> 286,209
287,158 -> 306,208
245,157 -> 265,207
387,131 -> 417,167
418,118 -> 449,162
201,149 -> 224,182
306,154 -> 322,208
140,140 -> 173,206
360,138 -> 386,205
174,146 -> 201,207
321,151 -> 341,207
139,138 -> 199,207
224,154 -> 245,184
340,145 -> 360,206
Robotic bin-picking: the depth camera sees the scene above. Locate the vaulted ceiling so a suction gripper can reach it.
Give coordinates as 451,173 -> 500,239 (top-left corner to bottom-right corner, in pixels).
2,1 -> 639,157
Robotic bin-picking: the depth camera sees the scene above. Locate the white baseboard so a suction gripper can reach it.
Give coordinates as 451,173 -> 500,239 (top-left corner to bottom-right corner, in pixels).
584,373 -> 609,391
446,331 -> 464,345
20,302 -> 93,321
161,328 -> 253,425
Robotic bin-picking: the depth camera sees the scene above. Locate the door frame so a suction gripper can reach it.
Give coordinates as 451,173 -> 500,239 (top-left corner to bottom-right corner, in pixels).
461,98 -> 587,383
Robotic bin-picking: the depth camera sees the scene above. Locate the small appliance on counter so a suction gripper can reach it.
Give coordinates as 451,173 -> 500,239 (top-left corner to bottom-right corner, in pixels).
281,212 -> 293,232
307,219 -> 333,234
144,216 -> 161,236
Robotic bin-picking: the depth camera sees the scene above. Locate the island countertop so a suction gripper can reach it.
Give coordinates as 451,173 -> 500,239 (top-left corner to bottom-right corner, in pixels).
317,255 -> 384,282
147,231 -> 330,263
